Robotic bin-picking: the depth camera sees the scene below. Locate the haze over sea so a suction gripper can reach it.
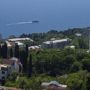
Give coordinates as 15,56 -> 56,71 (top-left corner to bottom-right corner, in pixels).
0,0 -> 90,38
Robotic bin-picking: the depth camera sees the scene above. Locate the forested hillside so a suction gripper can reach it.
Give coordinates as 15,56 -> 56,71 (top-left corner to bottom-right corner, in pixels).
19,27 -> 90,49
0,27 -> 90,89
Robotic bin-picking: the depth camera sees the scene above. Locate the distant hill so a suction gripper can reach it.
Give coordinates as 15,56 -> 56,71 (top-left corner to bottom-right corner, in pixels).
19,27 -> 90,44
61,27 -> 90,36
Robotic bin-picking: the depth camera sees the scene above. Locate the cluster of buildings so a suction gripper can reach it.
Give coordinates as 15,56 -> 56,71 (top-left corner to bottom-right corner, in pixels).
0,38 -> 31,83
5,37 -> 73,50
28,38 -> 73,50
0,37 -> 73,82
0,37 -> 69,89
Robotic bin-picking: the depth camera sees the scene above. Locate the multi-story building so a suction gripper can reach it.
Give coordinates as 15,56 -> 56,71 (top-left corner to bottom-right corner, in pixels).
6,37 -> 33,48
41,38 -> 71,49
0,64 -> 9,80
0,57 -> 22,82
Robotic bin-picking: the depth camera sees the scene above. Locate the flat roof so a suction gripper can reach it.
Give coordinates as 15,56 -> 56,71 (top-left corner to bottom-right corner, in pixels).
0,64 -> 8,67
0,64 -> 8,70
43,38 -> 71,44
8,38 -> 33,42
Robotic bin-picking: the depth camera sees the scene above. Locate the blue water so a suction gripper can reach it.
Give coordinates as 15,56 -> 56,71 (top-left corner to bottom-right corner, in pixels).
0,0 -> 90,38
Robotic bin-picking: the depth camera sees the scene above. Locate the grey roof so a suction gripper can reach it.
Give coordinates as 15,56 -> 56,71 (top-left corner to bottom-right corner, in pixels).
41,81 -> 67,88
49,81 -> 60,86
43,38 -> 71,44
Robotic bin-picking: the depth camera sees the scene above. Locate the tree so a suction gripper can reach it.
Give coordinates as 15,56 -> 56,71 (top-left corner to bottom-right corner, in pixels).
66,71 -> 87,90
25,44 -> 29,58
9,48 -> 13,57
18,78 -> 29,89
8,72 -> 18,81
70,61 -> 82,72
28,54 -> 32,77
2,43 -> 8,58
20,50 -> 27,73
87,73 -> 90,90
78,37 -> 88,49
14,44 -> 19,58
64,47 -> 75,56
76,51 -> 87,61
82,59 -> 90,71
63,55 -> 76,73
49,54 -> 61,76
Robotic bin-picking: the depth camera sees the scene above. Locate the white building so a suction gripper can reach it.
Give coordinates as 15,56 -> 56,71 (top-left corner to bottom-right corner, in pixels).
8,37 -> 33,42
75,33 -> 82,37
6,41 -> 24,48
29,45 -> 40,50
42,38 -> 71,49
6,37 -> 34,47
0,57 -> 22,81
65,45 -> 75,49
0,64 -> 9,80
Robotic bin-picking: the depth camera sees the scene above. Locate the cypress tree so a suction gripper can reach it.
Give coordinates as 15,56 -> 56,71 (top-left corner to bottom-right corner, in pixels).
28,54 -> 32,77
14,43 -> 19,58
20,50 -> 27,73
25,44 -> 28,59
9,48 -> 13,58
2,43 -> 8,58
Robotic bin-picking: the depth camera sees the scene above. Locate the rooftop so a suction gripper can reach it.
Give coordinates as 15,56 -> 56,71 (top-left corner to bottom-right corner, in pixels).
43,38 -> 71,44
41,81 -> 67,88
29,45 -> 40,50
0,64 -> 8,70
1,57 -> 19,65
8,37 -> 33,42
0,64 -> 8,68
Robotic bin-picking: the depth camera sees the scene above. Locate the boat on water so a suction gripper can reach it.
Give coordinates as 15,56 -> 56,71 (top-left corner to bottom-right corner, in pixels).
32,20 -> 39,23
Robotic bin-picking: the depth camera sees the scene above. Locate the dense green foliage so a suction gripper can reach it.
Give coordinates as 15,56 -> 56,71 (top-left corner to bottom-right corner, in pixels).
3,47 -> 90,90
0,28 -> 90,89
31,48 -> 89,75
5,71 -> 90,90
20,27 -> 90,48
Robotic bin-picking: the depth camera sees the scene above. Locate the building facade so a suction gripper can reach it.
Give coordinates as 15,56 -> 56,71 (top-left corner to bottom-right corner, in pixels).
0,57 -> 22,82
41,38 -> 71,49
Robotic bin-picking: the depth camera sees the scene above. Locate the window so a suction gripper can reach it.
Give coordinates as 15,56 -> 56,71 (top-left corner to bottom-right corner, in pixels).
2,76 -> 5,80
1,67 -> 7,71
2,71 -> 5,74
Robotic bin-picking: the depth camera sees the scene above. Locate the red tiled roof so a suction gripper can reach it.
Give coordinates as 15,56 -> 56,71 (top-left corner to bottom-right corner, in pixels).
2,59 -> 14,65
1,58 -> 20,65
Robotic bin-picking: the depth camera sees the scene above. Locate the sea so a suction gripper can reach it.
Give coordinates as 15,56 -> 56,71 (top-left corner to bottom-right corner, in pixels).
0,0 -> 90,38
